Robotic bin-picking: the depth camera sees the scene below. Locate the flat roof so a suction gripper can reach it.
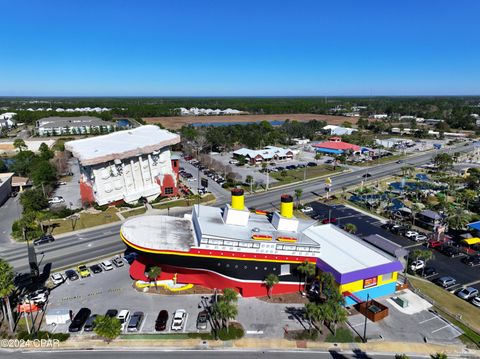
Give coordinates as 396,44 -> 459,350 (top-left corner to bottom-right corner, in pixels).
65,125 -> 180,166
193,204 -> 317,245
121,215 -> 194,252
36,116 -> 112,129
0,172 -> 14,188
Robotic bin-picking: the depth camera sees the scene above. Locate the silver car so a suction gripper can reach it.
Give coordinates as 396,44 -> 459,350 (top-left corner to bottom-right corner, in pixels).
456,287 -> 479,300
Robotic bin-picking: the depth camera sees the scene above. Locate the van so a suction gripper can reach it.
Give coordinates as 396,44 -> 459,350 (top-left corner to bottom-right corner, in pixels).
127,311 -> 144,332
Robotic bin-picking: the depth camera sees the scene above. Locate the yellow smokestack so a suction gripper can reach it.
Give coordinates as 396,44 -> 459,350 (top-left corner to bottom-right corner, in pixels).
231,188 -> 245,210
280,194 -> 293,218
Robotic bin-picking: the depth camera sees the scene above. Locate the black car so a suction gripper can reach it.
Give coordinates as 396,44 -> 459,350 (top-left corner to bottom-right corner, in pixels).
65,269 -> 79,281
90,264 -> 103,274
462,255 -> 480,266
419,266 -> 438,278
33,234 -> 55,246
286,165 -> 296,170
155,310 -> 169,331
362,173 -> 372,178
123,252 -> 139,264
307,162 -> 317,167
83,314 -> 98,332
441,246 -> 460,258
69,308 -> 91,332
105,309 -> 118,318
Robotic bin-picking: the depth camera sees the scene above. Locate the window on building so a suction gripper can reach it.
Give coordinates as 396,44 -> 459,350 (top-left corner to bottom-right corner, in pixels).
280,264 -> 291,276
164,187 -> 174,195
382,272 -> 393,282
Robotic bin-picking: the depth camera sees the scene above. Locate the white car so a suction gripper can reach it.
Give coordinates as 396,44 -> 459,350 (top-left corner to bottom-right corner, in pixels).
101,260 -> 114,271
50,273 -> 65,285
228,160 -> 239,165
116,310 -> 131,331
413,234 -> 428,242
410,259 -> 425,271
187,177 -> 196,182
471,296 -> 480,307
301,206 -> 314,214
26,289 -> 49,304
48,196 -> 65,204
405,231 -> 419,239
171,309 -> 187,331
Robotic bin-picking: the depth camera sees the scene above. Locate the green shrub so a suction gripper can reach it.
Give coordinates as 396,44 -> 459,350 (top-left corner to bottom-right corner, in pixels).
216,324 -> 244,340
17,331 -> 69,342
325,328 -> 354,343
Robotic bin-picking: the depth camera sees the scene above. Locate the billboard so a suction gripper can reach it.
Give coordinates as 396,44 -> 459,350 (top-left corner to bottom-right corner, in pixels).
363,276 -> 378,289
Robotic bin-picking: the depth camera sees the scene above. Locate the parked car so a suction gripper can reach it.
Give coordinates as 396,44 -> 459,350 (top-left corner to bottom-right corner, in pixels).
112,256 -> 124,268
456,287 -> 479,300
48,196 -> 65,204
462,255 -> 480,267
123,252 -> 139,264
413,234 -> 428,242
171,309 -> 187,331
410,260 -> 425,272
441,246 -> 461,258
33,234 -> 55,246
435,276 -> 457,288
155,310 -> 169,331
196,310 -> 209,330
90,264 -> 103,274
83,314 -> 98,332
101,260 -> 114,271
65,269 -> 79,281
69,308 -> 91,332
77,264 -> 91,278
307,162 -> 317,167
426,240 -> 444,248
286,165 -> 296,170
50,273 -> 65,285
471,296 -> 480,307
127,311 -> 144,332
321,218 -> 337,224
300,206 -> 314,214
405,231 -> 419,239
116,310 -> 131,331
105,309 -> 118,318
228,160 -> 238,165
26,288 -> 49,304
419,266 -> 437,278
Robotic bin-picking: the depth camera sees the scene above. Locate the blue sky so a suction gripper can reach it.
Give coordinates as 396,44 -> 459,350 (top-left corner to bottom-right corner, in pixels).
1,0 -> 479,96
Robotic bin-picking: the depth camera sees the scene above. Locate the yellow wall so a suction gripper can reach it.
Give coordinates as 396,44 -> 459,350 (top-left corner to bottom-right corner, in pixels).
338,272 -> 398,293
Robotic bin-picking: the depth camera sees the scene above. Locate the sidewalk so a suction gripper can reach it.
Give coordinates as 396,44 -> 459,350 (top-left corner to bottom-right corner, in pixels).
25,337 -> 478,357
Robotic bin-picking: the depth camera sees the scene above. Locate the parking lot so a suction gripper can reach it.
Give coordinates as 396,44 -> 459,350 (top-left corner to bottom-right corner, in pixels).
42,258 -> 308,338
308,202 -> 480,303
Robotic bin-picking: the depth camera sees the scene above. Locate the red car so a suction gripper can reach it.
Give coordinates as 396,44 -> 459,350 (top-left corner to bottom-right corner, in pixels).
322,218 -> 337,224
426,240 -> 443,248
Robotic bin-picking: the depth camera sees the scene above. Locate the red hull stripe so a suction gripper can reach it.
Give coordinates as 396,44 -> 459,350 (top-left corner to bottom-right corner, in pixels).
120,232 -> 317,264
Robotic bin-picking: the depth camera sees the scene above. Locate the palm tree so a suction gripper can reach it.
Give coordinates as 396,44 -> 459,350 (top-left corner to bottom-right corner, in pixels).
446,207 -> 469,230
304,302 -> 321,332
0,259 -> 15,333
330,302 -> 348,336
395,354 -> 410,359
146,266 -> 162,288
294,188 -> 303,208
264,273 -> 279,298
430,353 -> 448,359
222,288 -> 238,303
296,260 -> 316,293
343,223 -> 357,234
211,300 -> 238,331
317,272 -> 336,300
462,189 -> 476,211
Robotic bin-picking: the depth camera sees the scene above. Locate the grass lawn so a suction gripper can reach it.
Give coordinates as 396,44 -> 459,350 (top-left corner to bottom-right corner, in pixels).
325,327 -> 355,343
152,193 -> 215,209
120,332 -> 213,340
271,165 -> 339,186
47,207 -> 120,235
122,207 -> 147,218
408,276 -> 480,336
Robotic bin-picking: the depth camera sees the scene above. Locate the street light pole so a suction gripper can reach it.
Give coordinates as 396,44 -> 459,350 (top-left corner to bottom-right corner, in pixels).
363,293 -> 370,343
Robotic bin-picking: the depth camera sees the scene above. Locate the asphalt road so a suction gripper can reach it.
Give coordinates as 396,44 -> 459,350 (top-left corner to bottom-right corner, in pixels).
0,195 -> 22,246
0,143 -> 475,273
0,350 -> 428,359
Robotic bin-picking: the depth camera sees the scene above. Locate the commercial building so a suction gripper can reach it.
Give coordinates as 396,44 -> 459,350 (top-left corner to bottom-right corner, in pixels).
122,190 -> 403,304
36,116 -> 116,136
233,146 -> 295,164
313,137 -> 361,155
322,125 -> 357,136
0,113 -> 16,129
65,125 -> 180,206
0,173 -> 14,206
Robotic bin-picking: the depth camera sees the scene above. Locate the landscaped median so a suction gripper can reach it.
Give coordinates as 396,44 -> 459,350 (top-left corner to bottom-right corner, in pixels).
408,275 -> 480,348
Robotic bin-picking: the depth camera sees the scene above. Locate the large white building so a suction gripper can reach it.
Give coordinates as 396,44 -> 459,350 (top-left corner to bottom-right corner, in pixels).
36,116 -> 116,136
65,125 -> 181,206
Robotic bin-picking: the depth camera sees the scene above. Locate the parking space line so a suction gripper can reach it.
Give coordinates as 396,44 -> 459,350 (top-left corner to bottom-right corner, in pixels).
431,324 -> 451,334
183,313 -> 189,333
139,314 -> 148,333
419,317 -> 436,324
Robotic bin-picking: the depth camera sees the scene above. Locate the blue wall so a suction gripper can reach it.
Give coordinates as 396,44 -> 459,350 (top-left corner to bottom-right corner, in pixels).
344,282 -> 396,306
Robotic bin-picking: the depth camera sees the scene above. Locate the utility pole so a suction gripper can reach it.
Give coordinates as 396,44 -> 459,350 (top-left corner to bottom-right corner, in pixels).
362,293 -> 370,343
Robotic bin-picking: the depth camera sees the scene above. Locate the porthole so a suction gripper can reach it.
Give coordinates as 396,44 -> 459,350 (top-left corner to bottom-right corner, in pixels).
235,265 -> 238,269
244,266 -> 247,269
264,267 -> 267,270
255,266 -> 258,270
226,264 -> 230,268
217,263 -> 221,266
